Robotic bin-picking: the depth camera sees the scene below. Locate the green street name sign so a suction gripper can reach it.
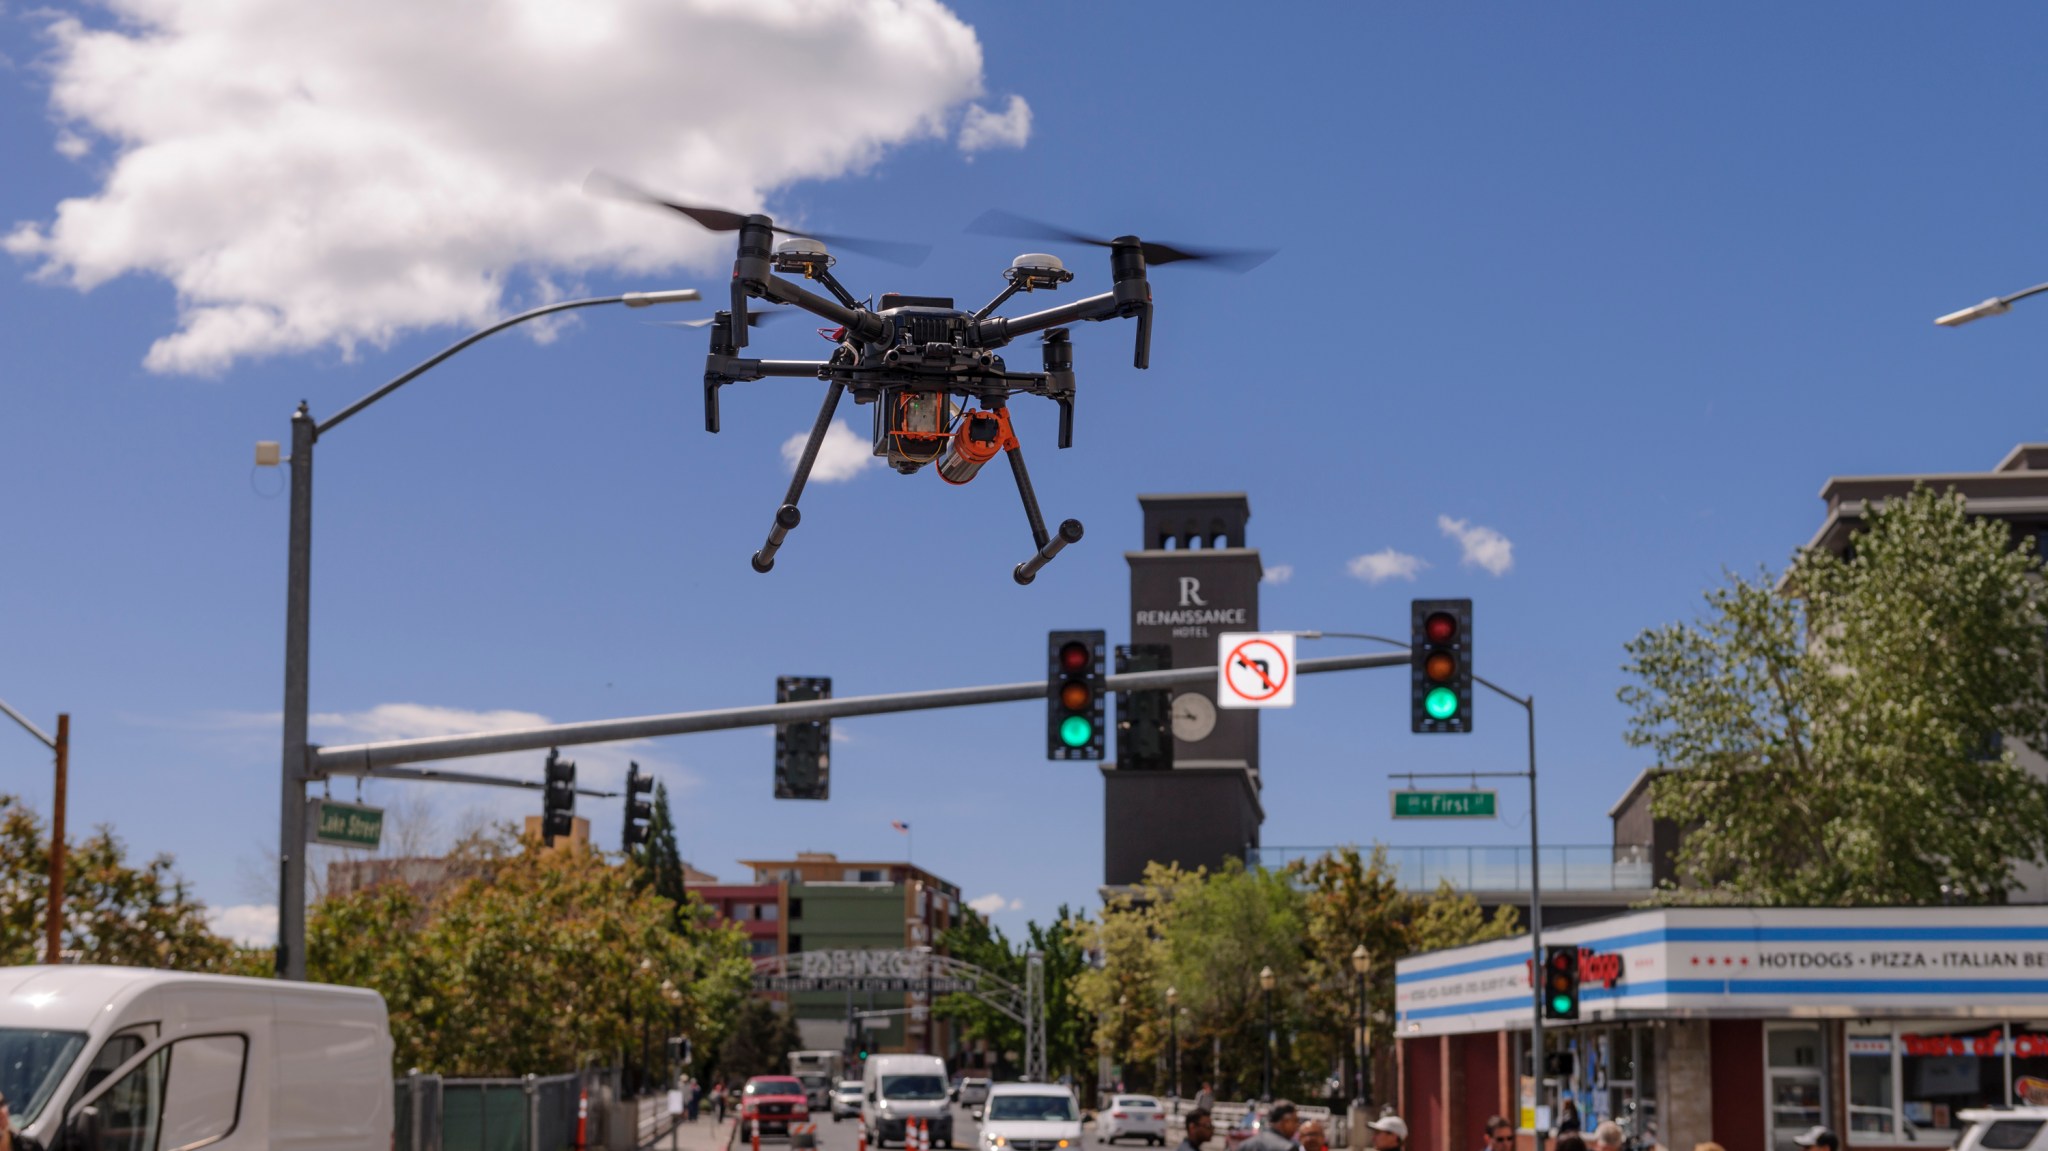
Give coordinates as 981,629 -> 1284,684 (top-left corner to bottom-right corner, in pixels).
1391,790 -> 1497,819
309,799 -> 384,850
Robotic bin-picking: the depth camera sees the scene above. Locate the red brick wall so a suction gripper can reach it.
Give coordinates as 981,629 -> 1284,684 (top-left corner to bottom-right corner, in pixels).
1709,1020 -> 1765,1151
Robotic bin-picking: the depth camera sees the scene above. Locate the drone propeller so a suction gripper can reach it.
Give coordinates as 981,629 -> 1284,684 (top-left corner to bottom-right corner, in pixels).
586,171 -> 932,267
966,209 -> 1276,272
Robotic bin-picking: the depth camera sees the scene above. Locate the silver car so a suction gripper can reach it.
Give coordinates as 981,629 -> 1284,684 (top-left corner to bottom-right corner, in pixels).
833,1080 -> 865,1122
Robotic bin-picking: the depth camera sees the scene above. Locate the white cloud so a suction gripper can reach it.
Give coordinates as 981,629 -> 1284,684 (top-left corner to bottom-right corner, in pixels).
1346,549 -> 1426,585
782,418 -> 875,482
6,0 -> 993,374
957,94 -> 1031,155
966,893 -> 1021,915
1438,515 -> 1514,576
207,903 -> 278,947
1262,564 -> 1293,585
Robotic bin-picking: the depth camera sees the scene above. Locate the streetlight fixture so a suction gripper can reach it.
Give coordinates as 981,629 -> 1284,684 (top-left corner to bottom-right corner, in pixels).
1166,986 -> 1180,1106
0,698 -> 67,964
1259,966 -> 1276,1103
1935,281 -> 2048,327
257,287 -> 700,980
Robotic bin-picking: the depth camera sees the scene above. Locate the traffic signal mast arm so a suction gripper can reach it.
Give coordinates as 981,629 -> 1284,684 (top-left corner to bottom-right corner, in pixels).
309,650 -> 1406,776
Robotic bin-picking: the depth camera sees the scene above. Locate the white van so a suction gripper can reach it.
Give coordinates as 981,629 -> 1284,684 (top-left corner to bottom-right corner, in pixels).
861,1053 -> 953,1148
0,964 -> 393,1151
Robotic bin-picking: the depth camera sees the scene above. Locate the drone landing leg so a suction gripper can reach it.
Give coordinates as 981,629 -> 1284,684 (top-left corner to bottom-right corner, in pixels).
1005,438 -> 1084,586
751,381 -> 845,574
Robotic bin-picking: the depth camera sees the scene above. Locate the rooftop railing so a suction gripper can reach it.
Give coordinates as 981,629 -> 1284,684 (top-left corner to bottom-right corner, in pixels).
1249,843 -> 1655,893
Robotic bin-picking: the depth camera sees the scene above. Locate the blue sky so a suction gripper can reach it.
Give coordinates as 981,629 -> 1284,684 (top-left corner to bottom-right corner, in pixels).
4,3 -> 2047,942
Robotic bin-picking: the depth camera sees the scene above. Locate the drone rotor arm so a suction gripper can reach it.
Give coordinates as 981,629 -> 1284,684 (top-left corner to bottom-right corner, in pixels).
973,290 -> 1121,348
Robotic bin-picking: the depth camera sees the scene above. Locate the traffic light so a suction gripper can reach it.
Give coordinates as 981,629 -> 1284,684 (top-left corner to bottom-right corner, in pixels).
541,748 -> 576,846
1410,598 -> 1473,733
1047,630 -> 1105,761
774,676 -> 832,800
1115,644 -> 1173,771
1542,945 -> 1580,1021
623,762 -> 654,849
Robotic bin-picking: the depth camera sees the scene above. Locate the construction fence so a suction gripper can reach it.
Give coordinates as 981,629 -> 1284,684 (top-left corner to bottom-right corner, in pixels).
396,1067 -> 629,1151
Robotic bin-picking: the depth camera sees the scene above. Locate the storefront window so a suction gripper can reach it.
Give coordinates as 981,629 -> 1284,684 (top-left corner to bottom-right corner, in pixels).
1899,1022 -> 2005,1140
1767,1024 -> 1823,1151
1847,1032 -> 1895,1139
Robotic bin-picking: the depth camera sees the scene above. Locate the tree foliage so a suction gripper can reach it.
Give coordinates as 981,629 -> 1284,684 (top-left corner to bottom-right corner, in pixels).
0,795 -> 245,970
308,828 -> 752,1075
1621,488 -> 2048,904
1071,852 -> 1516,1102
715,996 -> 802,1082
934,903 -> 1094,1085
634,780 -> 690,913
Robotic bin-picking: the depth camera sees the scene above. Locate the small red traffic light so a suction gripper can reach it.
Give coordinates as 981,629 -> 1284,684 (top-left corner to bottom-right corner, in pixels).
1425,652 -> 1457,683
1424,611 -> 1458,644
1060,641 -> 1091,672
1060,682 -> 1093,710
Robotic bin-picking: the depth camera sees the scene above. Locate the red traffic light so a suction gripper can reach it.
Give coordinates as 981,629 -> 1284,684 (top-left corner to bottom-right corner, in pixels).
1424,611 -> 1458,644
1060,641 -> 1091,672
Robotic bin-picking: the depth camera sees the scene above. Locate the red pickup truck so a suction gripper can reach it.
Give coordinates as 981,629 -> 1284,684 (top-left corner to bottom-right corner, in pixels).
741,1075 -> 813,1139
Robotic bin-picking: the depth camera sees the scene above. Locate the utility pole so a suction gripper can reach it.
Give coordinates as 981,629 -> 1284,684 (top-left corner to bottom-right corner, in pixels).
0,697 -> 66,964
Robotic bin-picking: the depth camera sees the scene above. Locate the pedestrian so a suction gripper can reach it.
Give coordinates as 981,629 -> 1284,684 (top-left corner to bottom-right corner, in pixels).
687,1077 -> 701,1122
714,1080 -> 728,1124
1244,1100 -> 1304,1151
1591,1122 -> 1623,1151
1195,1083 -> 1215,1112
1299,1120 -> 1329,1151
1554,1138 -> 1586,1151
1367,1114 -> 1408,1151
1179,1108 -> 1216,1151
1555,1098 -> 1582,1140
1481,1115 -> 1515,1151
1794,1128 -> 1840,1151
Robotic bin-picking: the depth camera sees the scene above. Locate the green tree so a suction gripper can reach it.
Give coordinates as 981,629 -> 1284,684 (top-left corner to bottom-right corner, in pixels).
934,905 -> 1094,1085
1154,860 -> 1305,1100
1621,487 -> 2048,905
716,996 -> 801,1082
0,795 -> 243,970
308,828 -> 753,1075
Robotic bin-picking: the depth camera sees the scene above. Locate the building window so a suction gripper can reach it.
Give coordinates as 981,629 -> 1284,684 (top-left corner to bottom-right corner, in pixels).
787,935 -> 802,953
1767,1024 -> 1824,1151
750,939 -> 777,958
859,869 -> 884,882
788,898 -> 803,919
732,904 -> 753,921
757,903 -> 779,922
1848,1031 -> 1897,1140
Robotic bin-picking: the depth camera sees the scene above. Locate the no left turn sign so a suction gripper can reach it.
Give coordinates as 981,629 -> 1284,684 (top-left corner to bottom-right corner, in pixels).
1217,632 -> 1295,709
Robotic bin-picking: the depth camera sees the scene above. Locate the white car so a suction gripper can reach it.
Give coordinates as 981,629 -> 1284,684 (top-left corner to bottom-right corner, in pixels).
959,1077 -> 992,1106
980,1082 -> 1083,1151
833,1080 -> 865,1122
1097,1095 -> 1167,1145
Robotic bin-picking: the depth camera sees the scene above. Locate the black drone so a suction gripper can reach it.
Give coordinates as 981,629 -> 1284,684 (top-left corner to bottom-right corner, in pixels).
590,174 -> 1274,584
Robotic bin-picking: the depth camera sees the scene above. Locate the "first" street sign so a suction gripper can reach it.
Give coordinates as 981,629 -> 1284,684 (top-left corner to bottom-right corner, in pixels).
1391,790 -> 1497,819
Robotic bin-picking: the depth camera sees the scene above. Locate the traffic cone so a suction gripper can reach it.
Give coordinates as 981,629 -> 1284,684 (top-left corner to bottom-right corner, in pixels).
754,1120 -> 763,1151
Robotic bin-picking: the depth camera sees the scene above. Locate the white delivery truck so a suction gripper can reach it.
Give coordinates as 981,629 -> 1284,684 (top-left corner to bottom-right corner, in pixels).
789,1050 -> 843,1110
861,1053 -> 952,1148
0,964 -> 393,1151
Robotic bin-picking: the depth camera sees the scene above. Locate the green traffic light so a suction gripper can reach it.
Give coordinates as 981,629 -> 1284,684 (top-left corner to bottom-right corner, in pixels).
1060,715 -> 1094,748
1551,995 -> 1573,1014
1424,687 -> 1459,720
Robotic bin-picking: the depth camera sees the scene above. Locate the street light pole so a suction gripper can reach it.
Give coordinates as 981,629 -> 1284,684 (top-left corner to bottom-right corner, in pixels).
1351,945 -> 1369,1110
1259,966 -> 1275,1103
265,289 -> 698,980
1936,281 -> 2048,326
1166,986 -> 1180,1108
0,697 -> 66,964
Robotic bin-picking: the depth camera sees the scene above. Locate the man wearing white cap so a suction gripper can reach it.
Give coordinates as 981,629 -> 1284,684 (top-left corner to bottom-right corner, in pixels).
1369,1115 -> 1409,1151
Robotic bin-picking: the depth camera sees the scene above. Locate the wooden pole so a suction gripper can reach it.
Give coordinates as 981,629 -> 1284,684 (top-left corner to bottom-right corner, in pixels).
45,713 -> 68,964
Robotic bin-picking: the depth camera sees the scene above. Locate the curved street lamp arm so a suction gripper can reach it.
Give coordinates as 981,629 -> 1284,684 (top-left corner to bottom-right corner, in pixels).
1936,281 -> 2048,328
316,290 -> 698,436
